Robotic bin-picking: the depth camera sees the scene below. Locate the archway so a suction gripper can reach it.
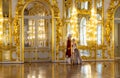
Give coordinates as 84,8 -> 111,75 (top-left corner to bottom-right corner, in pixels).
24,2 -> 52,62
104,1 -> 120,60
114,6 -> 120,59
12,0 -> 56,63
23,1 -> 52,62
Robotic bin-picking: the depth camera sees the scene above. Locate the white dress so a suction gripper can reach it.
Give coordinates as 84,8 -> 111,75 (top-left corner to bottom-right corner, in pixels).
72,43 -> 82,64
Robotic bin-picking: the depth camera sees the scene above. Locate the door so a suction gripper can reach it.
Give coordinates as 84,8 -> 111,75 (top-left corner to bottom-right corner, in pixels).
24,16 -> 51,62
22,1 -> 53,62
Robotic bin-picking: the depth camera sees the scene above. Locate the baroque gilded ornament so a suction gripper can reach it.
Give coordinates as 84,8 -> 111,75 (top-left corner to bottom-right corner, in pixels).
13,0 -> 61,62
51,0 -> 63,60
13,14 -> 20,61
52,0 -> 60,17
11,0 -> 119,62
105,0 -> 120,59
56,19 -> 63,60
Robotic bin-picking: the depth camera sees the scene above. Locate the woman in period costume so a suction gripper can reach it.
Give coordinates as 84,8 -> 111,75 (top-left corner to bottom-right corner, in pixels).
72,38 -> 82,64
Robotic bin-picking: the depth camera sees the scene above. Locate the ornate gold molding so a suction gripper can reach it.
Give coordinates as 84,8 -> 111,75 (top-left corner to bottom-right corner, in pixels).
56,19 -> 63,60
0,0 -> 3,61
13,14 -> 20,61
13,0 -> 61,62
105,0 -> 120,59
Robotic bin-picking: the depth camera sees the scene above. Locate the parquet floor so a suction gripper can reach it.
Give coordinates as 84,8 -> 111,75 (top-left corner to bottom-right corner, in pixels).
0,61 -> 120,78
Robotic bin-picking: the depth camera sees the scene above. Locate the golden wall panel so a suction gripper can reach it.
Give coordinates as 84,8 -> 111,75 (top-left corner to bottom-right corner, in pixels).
13,0 -> 60,62
105,0 -> 120,59
0,0 -> 3,62
2,0 -> 118,63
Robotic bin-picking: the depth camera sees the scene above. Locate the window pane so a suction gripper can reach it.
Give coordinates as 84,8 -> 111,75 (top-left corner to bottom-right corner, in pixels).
67,23 -> 71,36
67,8 -> 71,18
97,0 -> 102,8
37,18 -> 47,47
81,2 -> 84,9
81,1 -> 88,10
97,50 -> 102,58
85,1 -> 88,10
80,17 -> 87,45
26,19 -> 35,47
97,14 -> 102,20
97,25 -> 102,45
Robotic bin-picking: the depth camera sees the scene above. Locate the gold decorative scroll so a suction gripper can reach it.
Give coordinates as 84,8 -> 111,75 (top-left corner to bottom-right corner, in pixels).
0,0 -> 3,61
14,0 -> 59,62
105,0 -> 120,59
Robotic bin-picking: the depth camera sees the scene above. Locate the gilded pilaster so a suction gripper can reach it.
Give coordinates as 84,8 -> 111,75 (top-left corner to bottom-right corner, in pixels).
105,0 -> 120,59
13,15 -> 21,61
0,0 -> 3,61
52,0 -> 62,61
13,0 -> 24,62
56,19 -> 63,60
105,0 -> 114,59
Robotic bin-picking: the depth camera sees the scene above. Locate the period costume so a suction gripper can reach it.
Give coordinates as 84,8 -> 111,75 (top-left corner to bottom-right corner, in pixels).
66,38 -> 71,58
66,34 -> 72,64
72,40 -> 82,64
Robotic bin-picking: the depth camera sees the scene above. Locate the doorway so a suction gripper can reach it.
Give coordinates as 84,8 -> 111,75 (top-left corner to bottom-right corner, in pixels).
114,6 -> 120,59
23,2 -> 52,62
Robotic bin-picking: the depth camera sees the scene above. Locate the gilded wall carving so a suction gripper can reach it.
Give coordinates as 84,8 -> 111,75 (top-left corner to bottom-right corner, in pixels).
52,0 -> 60,17
63,0 -> 112,60
13,15 -> 20,61
13,0 -> 61,62
56,19 -> 63,60
105,0 -> 120,59
52,0 -> 63,60
3,0 -> 120,62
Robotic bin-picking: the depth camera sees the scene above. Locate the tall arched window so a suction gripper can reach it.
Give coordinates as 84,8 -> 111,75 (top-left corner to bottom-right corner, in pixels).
80,17 -> 87,45
97,14 -> 102,45
97,24 -> 102,45
81,1 -> 88,10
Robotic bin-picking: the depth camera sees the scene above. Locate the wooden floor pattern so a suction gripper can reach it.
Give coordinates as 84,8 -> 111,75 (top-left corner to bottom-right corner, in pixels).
0,61 -> 120,78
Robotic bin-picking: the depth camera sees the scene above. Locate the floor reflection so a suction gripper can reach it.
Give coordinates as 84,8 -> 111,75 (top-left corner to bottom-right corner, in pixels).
0,61 -> 120,78
114,60 -> 120,78
0,64 -> 24,78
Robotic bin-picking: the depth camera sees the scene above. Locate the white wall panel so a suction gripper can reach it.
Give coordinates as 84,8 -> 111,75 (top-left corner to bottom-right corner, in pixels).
57,0 -> 63,18
104,0 -> 111,20
12,0 -> 18,17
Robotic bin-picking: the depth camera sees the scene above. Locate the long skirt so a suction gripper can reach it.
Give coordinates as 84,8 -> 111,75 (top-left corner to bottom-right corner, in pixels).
73,48 -> 82,64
